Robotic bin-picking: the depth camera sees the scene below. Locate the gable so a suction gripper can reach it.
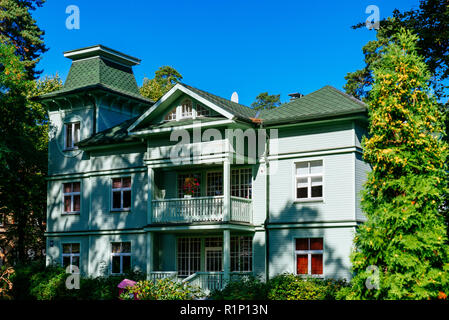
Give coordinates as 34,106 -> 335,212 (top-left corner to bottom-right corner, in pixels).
128,83 -> 252,132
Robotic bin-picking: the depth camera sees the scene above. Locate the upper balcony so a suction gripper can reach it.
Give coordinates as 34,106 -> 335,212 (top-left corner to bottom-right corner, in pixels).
152,195 -> 252,224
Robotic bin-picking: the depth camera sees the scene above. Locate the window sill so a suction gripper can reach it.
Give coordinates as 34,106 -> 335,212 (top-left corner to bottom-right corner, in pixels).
62,212 -> 80,216
294,198 -> 324,203
110,209 -> 131,213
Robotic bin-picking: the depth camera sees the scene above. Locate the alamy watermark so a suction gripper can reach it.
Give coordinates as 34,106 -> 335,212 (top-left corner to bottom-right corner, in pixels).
365,265 -> 380,290
365,5 -> 380,30
66,5 -> 80,30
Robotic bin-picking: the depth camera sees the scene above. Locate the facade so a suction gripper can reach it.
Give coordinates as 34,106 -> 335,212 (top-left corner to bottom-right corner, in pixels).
40,45 -> 370,290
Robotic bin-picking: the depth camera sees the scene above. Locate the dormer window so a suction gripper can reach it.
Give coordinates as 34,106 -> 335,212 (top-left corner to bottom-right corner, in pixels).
181,99 -> 193,118
64,122 -> 80,150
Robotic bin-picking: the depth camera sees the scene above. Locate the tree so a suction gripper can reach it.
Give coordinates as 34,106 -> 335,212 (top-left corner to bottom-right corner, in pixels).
0,41 -> 62,265
347,30 -> 449,300
251,92 -> 281,110
140,66 -> 182,101
345,0 -> 449,102
0,0 -> 48,79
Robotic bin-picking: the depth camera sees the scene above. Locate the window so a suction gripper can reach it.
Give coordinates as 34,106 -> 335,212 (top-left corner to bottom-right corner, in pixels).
177,173 -> 201,198
64,122 -> 80,150
295,160 -> 323,201
62,243 -> 80,273
231,236 -> 252,272
177,238 -> 201,276
112,177 -> 131,211
295,238 -> 323,276
165,107 -> 177,121
63,182 -> 80,214
111,242 -> 131,275
196,103 -> 209,117
206,171 -> 223,196
231,168 -> 252,199
181,99 -> 193,118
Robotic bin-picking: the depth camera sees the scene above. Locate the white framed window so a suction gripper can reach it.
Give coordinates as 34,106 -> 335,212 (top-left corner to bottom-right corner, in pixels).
177,237 -> 201,277
295,238 -> 324,276
231,236 -> 253,272
111,177 -> 131,211
63,182 -> 81,214
295,160 -> 323,201
164,107 -> 177,121
64,122 -> 80,150
181,99 -> 193,118
195,103 -> 209,117
231,168 -> 252,199
206,171 -> 223,196
62,243 -> 80,274
111,242 -> 131,275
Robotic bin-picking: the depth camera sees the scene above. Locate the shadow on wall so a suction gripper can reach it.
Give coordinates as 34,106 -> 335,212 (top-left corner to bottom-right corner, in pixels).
265,201 -> 350,280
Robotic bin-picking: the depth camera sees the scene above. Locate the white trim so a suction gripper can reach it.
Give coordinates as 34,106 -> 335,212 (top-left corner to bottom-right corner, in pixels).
294,238 -> 324,277
127,83 -> 235,132
64,46 -> 140,66
110,241 -> 132,275
61,242 -> 81,274
293,158 -> 324,202
63,121 -> 80,151
62,181 -> 81,214
129,119 -> 234,136
110,177 -> 132,211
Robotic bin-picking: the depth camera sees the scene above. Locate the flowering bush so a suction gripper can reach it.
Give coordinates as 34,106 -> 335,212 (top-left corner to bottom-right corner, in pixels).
120,278 -> 204,300
183,177 -> 199,196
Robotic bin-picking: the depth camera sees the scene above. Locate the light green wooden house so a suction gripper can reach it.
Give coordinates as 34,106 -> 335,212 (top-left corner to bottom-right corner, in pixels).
39,45 -> 370,291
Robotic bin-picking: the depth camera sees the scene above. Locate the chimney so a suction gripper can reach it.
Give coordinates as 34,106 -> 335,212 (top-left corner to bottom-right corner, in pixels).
231,91 -> 239,103
288,92 -> 303,101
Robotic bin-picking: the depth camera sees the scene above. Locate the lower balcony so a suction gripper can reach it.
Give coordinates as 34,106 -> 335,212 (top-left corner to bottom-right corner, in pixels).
151,196 -> 252,224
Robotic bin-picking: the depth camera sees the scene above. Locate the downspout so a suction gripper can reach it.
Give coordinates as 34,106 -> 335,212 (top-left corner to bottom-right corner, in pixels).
264,123 -> 270,282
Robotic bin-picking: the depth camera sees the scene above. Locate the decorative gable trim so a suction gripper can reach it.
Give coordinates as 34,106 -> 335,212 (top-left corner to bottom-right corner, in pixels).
127,83 -> 235,133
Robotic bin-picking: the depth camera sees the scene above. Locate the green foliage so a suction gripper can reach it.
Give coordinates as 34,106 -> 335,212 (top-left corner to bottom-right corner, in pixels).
0,0 -> 47,79
140,66 -> 183,101
348,29 -> 449,300
345,1 -> 449,101
209,275 -> 268,300
120,278 -> 204,300
251,92 -> 281,110
0,265 -> 14,300
266,274 -> 347,300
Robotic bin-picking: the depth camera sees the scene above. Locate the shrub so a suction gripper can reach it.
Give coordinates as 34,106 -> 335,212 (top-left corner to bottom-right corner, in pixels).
267,273 -> 348,300
0,266 -> 14,300
210,275 -> 268,300
120,278 -> 204,300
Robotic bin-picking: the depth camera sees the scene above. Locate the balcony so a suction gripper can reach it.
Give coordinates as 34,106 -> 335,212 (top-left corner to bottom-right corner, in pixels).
151,196 -> 252,224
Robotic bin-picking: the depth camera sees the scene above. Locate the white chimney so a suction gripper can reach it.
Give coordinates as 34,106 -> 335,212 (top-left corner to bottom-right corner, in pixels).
231,91 -> 239,103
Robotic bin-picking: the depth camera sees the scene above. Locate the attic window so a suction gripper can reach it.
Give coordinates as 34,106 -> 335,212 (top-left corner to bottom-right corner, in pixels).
64,122 -> 80,150
165,107 -> 177,121
196,103 -> 209,117
181,99 -> 193,118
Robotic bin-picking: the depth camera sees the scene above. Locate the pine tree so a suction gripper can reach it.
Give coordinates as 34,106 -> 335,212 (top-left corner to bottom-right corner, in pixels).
348,29 -> 449,300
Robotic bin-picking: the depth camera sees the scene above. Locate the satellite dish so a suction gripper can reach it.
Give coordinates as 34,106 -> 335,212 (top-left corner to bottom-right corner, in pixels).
231,91 -> 239,103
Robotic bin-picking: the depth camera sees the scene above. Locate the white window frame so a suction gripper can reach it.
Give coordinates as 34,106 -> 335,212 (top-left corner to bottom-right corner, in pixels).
195,103 -> 210,118
206,170 -> 223,196
111,177 -> 132,211
64,122 -> 80,150
230,236 -> 253,272
177,172 -> 202,198
176,237 -> 201,277
61,243 -> 80,274
294,238 -> 324,278
293,159 -> 324,202
62,181 -> 81,214
180,98 -> 193,119
231,167 -> 252,199
110,242 -> 132,275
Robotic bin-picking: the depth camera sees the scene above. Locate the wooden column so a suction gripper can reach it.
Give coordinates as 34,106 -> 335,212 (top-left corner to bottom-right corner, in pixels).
223,229 -> 231,282
147,166 -> 154,225
146,232 -> 154,278
223,158 -> 230,222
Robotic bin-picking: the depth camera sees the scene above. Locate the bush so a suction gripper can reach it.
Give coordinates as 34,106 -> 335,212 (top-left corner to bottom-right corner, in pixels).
267,273 -> 348,300
210,275 -> 268,300
0,266 -> 14,300
120,278 -> 204,300
10,261 -> 146,300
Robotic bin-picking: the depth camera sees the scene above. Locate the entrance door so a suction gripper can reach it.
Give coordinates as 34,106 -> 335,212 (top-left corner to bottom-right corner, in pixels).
205,247 -> 223,272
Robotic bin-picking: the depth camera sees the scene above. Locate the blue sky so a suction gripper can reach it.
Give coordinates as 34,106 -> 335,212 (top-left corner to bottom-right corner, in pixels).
34,0 -> 419,106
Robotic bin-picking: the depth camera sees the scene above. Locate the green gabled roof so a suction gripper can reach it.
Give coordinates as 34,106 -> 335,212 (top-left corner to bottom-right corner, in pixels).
150,116 -> 226,129
179,83 -> 258,121
260,85 -> 367,125
77,117 -> 139,148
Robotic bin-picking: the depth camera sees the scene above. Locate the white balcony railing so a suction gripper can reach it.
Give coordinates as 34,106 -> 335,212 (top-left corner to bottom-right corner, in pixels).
151,196 -> 252,224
